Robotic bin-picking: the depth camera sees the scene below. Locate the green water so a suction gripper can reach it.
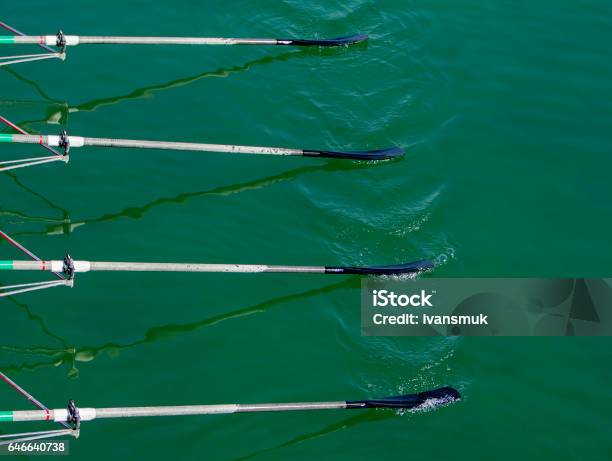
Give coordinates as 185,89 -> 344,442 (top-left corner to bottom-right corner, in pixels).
1,1 -> 611,459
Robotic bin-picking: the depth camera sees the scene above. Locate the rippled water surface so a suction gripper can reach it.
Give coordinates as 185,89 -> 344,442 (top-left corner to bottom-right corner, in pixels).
1,1 -> 611,459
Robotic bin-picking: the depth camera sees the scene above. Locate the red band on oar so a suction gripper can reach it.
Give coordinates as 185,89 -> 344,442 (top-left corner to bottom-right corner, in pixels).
0,115 -> 63,158
0,20 -> 56,54
0,230 -> 64,280
0,372 -> 70,430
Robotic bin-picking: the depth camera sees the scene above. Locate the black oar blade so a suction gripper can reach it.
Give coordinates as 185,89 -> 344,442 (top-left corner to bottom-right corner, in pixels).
303,147 -> 404,161
346,386 -> 461,410
327,259 -> 434,275
281,34 -> 368,47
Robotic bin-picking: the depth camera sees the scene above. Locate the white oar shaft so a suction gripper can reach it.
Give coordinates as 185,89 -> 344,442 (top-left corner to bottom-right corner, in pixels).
9,402 -> 347,422
9,134 -> 303,156
11,36 -> 278,46
6,260 -> 325,274
89,262 -> 324,273
82,137 -> 302,155
80,36 -> 278,46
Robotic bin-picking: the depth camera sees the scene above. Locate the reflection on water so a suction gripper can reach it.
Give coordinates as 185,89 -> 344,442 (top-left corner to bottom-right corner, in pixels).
1,153 -> 381,236
1,278 -> 356,378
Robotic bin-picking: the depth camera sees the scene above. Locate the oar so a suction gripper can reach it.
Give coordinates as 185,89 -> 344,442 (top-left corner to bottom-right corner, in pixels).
0,257 -> 432,297
0,132 -> 403,164
3,33 -> 368,47
1,259 -> 433,276
0,387 -> 460,444
1,386 -> 460,425
0,26 -> 368,67
0,230 -> 432,297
